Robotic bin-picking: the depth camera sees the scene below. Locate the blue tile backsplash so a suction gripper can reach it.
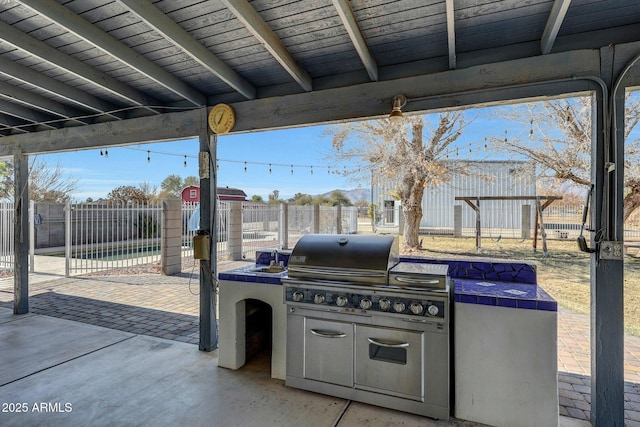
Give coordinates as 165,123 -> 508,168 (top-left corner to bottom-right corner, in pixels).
219,254 -> 556,311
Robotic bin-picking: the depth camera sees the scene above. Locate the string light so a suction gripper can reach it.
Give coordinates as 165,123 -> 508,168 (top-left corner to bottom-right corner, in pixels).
269,163 -> 272,174
99,149 -> 103,156
290,165 -> 294,175
310,166 -> 313,175
328,166 -> 331,175
147,150 -> 151,163
183,155 -> 187,167
104,149 -> 108,158
504,130 -> 508,143
244,161 -> 247,173
529,119 -> 534,138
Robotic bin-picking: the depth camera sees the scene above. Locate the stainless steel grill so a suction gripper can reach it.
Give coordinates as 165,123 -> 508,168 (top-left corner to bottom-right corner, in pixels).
283,234 -> 451,420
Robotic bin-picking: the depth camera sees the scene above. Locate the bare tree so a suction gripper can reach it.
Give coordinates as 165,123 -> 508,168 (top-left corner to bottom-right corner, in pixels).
327,113 -> 467,249
107,185 -> 149,203
489,94 -> 640,220
0,159 -> 79,203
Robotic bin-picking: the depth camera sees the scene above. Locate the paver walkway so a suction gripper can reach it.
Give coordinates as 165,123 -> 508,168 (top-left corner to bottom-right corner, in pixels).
2,264 -> 640,425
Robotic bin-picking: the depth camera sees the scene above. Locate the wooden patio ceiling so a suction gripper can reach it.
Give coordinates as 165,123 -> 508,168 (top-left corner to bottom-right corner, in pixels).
0,0 -> 639,149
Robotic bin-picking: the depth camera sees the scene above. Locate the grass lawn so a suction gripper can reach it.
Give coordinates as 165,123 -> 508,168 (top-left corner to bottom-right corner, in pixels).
402,235 -> 640,336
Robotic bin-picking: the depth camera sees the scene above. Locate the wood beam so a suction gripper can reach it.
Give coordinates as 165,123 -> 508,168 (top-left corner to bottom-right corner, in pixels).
0,108 -> 204,156
118,0 -> 256,100
13,152 -> 29,314
0,99 -> 57,130
16,0 -> 205,106
446,0 -> 457,69
541,0 -> 572,54
332,0 -> 378,81
221,0 -> 313,92
0,56 -> 125,121
0,81 -> 90,126
0,20 -> 159,113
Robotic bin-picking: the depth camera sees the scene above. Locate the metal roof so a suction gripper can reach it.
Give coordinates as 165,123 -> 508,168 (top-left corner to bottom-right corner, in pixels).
0,0 -> 639,140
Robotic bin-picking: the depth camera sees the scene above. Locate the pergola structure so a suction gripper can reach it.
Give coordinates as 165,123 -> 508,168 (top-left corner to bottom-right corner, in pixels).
0,1 -> 639,424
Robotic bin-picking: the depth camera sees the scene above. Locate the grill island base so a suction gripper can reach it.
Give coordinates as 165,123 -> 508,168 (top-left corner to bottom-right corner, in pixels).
218,245 -> 558,426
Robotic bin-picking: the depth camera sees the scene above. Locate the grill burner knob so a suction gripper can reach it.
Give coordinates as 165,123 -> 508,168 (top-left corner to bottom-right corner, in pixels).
393,301 -> 406,313
359,298 -> 372,310
410,302 -> 424,315
336,296 -> 348,307
379,299 -> 391,311
314,294 -> 325,304
427,304 -> 439,316
292,291 -> 304,302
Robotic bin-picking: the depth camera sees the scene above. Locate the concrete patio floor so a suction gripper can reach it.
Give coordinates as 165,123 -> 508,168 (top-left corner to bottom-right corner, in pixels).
0,259 -> 629,426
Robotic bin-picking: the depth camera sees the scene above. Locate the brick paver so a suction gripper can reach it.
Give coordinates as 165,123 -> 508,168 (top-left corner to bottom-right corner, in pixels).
3,265 -> 640,424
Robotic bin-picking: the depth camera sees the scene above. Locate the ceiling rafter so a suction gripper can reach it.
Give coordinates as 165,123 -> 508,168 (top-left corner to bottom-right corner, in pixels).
16,0 -> 206,106
541,0 -> 572,54
0,80 -> 91,126
0,98 -> 57,130
0,21 -> 158,115
331,0 -> 378,81
446,0 -> 456,69
0,56 -> 125,122
220,0 -> 313,92
0,114 -> 31,135
117,0 -> 256,100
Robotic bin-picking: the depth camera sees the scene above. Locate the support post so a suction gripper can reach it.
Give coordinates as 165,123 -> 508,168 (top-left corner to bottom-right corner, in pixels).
590,46 -> 624,426
227,201 -> 243,260
199,118 -> 218,352
29,200 -> 34,273
280,203 -> 289,249
13,152 -> 29,314
453,205 -> 462,238
312,204 -> 320,233
521,204 -> 531,240
161,199 -> 182,275
336,204 -> 342,234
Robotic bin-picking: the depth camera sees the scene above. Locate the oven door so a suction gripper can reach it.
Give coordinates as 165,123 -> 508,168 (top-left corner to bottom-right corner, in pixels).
354,324 -> 424,401
304,318 -> 354,387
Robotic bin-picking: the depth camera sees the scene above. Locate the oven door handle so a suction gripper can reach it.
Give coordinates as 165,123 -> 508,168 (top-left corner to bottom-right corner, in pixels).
367,337 -> 410,348
393,276 -> 440,285
309,329 -> 347,338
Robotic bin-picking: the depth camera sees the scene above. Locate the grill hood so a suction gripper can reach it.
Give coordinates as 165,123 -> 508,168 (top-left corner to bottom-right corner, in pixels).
287,234 -> 399,284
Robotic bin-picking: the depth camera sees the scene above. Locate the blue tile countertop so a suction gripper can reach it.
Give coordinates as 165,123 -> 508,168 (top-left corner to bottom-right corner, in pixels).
218,255 -> 556,311
454,278 -> 557,312
218,264 -> 287,285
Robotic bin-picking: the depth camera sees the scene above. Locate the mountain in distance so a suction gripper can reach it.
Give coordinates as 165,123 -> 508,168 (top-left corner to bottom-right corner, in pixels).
318,188 -> 370,204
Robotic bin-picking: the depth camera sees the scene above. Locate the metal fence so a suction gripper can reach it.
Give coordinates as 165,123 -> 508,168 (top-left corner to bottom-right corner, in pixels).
65,201 -> 163,275
0,202 -> 13,271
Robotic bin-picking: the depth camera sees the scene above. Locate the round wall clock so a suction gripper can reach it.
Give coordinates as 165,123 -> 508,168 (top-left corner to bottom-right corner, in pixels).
208,103 -> 235,134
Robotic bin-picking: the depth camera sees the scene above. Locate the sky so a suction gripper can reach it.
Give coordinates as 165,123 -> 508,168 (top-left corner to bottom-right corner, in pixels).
37,124 -> 359,202
27,93 -> 632,203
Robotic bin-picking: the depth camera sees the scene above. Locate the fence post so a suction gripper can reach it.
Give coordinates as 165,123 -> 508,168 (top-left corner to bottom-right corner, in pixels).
29,200 -> 34,272
312,204 -> 320,233
454,205 -> 462,238
280,203 -> 289,249
336,204 -> 342,234
161,199 -> 182,275
64,201 -> 71,277
521,204 -> 531,240
228,201 -> 243,260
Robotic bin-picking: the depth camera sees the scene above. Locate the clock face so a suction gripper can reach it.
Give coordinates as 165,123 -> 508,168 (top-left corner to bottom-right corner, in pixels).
208,103 -> 235,134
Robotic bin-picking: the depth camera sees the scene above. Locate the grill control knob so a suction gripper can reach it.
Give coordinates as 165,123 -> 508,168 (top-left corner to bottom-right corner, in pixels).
393,301 -> 406,313
379,298 -> 391,311
427,304 -> 439,316
336,296 -> 349,307
359,298 -> 372,310
409,302 -> 424,315
292,291 -> 304,302
313,294 -> 325,304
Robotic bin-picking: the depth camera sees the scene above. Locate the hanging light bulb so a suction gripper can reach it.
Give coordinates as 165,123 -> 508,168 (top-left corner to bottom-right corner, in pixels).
290,165 -> 294,175
310,166 -> 313,175
105,149 -> 109,158
147,150 -> 151,163
504,130 -> 508,143
269,163 -> 272,174
100,149 -> 103,156
529,119 -> 534,138
184,155 -> 187,167
328,166 -> 331,175
244,161 -> 247,173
